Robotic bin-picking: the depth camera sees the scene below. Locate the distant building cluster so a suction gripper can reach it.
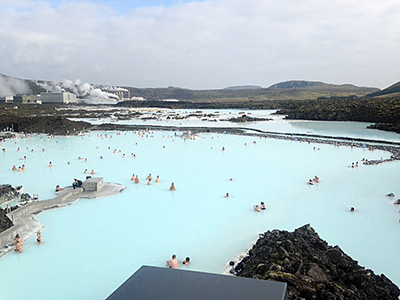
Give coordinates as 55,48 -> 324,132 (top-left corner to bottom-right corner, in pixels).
130,96 -> 146,101
102,89 -> 147,102
0,89 -> 148,104
0,92 -> 78,104
103,89 -> 141,102
114,90 -> 130,101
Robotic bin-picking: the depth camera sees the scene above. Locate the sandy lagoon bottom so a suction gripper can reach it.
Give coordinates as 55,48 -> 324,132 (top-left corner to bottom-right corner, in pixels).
0,130 -> 399,300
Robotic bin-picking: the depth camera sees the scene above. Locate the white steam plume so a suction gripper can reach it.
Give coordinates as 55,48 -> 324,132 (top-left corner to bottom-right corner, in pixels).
37,79 -> 120,104
0,75 -> 31,97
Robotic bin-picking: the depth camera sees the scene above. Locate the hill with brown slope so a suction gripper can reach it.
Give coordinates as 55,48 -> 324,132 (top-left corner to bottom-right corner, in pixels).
123,81 -> 379,102
368,81 -> 400,97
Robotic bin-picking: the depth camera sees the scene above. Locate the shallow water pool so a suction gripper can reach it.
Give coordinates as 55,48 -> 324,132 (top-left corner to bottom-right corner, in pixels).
74,108 -> 400,142
0,130 -> 399,300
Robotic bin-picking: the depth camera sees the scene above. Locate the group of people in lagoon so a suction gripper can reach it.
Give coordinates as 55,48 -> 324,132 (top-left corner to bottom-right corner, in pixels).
224,178 -> 266,212
253,202 -> 266,212
166,254 -> 190,269
84,169 -> 96,175
12,164 -> 26,172
131,173 -> 160,185
9,145 -> 37,172
6,130 -> 369,264
72,178 -> 83,189
306,175 -> 356,212
350,162 -> 359,168
13,231 -> 42,253
307,176 -> 320,185
55,178 -> 83,191
348,158 -> 369,168
131,173 -> 176,190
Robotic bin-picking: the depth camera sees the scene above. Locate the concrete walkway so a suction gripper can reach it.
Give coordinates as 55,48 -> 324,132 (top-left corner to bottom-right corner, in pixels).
0,182 -> 125,257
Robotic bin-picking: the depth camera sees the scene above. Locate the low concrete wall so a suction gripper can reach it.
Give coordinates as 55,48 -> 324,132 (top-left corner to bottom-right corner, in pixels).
0,183 -> 125,257
0,188 -> 83,252
0,224 -> 27,250
83,178 -> 104,192
10,188 -> 83,218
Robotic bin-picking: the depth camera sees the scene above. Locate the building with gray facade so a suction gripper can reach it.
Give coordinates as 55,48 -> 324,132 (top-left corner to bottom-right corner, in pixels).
40,92 -> 78,104
13,95 -> 42,104
0,96 -> 14,103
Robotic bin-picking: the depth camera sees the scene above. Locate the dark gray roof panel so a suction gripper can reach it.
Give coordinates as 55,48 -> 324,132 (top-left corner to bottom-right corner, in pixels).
107,265 -> 288,300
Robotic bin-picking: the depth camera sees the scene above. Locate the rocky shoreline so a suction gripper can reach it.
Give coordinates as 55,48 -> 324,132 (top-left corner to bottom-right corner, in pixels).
231,225 -> 400,300
0,114 -> 90,135
0,184 -> 33,206
0,184 -> 35,234
224,114 -> 272,123
0,210 -> 12,234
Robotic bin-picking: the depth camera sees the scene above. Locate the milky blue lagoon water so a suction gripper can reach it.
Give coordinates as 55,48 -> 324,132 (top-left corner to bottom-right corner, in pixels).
0,119 -> 400,299
75,108 -> 400,142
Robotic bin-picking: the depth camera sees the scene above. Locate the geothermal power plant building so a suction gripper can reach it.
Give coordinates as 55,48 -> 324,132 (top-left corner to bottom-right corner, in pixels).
13,95 -> 42,104
40,92 -> 77,104
0,96 -> 14,103
1,92 -> 77,104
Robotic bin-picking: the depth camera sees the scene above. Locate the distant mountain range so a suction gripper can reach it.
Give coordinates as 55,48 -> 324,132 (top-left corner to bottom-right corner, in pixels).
268,80 -> 372,90
121,80 -> 380,102
1,73 -> 397,102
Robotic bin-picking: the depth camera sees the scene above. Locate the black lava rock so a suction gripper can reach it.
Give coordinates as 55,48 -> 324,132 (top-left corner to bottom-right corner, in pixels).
232,224 -> 400,300
0,209 -> 13,233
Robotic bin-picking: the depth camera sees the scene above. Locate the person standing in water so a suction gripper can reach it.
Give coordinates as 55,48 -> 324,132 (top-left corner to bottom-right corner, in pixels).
14,234 -> 23,252
167,254 -> 179,269
55,185 -> 64,192
36,231 -> 43,244
135,176 -> 141,184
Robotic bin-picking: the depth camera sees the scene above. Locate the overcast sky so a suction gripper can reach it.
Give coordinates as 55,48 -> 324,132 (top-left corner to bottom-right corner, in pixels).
0,0 -> 399,89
